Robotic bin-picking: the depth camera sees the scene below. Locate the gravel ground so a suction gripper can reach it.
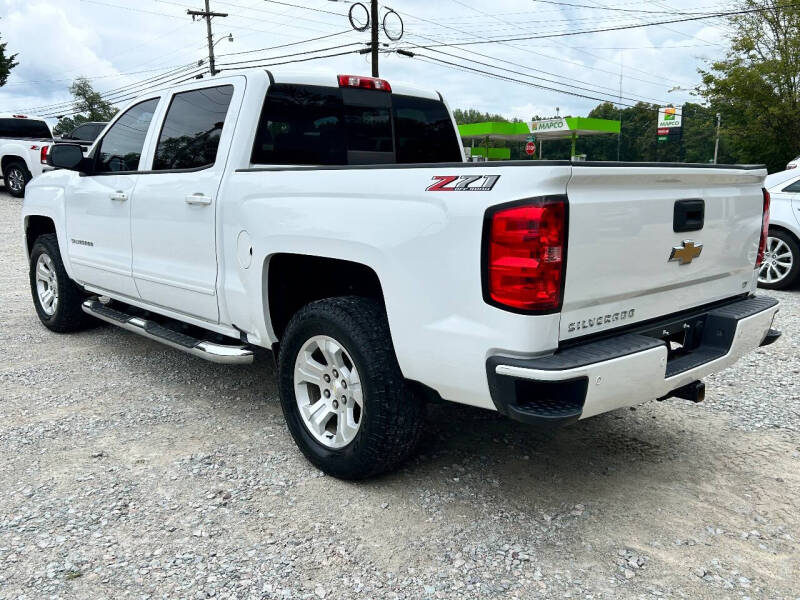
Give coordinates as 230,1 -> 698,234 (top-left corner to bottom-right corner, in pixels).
1,186 -> 799,600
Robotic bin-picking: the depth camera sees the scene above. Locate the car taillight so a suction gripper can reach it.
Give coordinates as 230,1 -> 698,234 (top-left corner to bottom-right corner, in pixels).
337,74 -> 392,92
40,145 -> 49,164
756,188 -> 770,267
483,197 -> 567,312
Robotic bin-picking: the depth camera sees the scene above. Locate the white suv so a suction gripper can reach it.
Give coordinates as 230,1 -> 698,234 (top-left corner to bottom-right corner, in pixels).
761,169 -> 800,288
0,114 -> 53,197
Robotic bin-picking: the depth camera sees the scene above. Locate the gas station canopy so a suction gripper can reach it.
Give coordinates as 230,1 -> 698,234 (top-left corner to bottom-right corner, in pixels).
457,117 -> 620,160
529,117 -> 620,140
457,120 -> 531,142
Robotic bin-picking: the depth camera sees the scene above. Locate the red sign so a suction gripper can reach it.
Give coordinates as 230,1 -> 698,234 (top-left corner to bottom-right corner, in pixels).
657,127 -> 669,135
525,141 -> 536,155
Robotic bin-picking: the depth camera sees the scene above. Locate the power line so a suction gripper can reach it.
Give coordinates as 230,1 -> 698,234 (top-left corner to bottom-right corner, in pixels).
261,0 -> 347,18
393,5 -> 695,90
18,63 -> 200,115
401,50 -> 651,108
216,29 -> 352,57
216,48 -> 362,71
422,46 -> 669,105
401,3 -> 800,48
213,41 -> 364,67
530,0 -> 723,14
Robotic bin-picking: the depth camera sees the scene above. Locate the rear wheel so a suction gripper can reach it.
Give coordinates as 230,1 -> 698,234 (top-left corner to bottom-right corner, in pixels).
4,161 -> 31,198
758,229 -> 800,290
29,234 -> 91,332
277,296 -> 425,479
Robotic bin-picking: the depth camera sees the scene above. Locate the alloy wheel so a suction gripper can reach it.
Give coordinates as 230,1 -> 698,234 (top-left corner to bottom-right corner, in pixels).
35,253 -> 59,316
758,236 -> 794,285
293,334 -> 364,449
8,168 -> 25,194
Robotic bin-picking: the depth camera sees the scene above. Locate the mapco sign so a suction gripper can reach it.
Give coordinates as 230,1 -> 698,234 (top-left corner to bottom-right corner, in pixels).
531,118 -> 570,133
657,106 -> 682,142
657,106 -> 682,129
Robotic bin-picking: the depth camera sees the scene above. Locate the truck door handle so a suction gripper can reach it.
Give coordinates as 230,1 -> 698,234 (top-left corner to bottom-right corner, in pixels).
185,193 -> 212,205
110,191 -> 128,202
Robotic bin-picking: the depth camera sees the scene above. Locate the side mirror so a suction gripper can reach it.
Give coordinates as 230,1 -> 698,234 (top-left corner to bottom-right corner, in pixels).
48,143 -> 91,174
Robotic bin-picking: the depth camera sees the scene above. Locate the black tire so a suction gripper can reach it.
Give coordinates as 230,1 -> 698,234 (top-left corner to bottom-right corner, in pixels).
4,160 -> 31,198
277,296 -> 425,479
29,234 -> 91,333
758,229 -> 800,290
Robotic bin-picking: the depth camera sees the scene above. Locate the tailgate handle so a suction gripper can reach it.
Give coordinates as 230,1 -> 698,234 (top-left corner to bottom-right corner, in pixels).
674,199 -> 704,232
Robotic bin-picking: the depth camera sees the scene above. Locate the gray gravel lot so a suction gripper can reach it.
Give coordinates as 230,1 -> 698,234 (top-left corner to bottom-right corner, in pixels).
0,186 -> 798,600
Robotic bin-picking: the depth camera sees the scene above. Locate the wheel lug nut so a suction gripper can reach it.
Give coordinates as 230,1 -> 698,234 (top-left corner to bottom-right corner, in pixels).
323,389 -> 330,398
323,374 -> 331,383
342,397 -> 347,405
332,400 -> 339,409
332,369 -> 339,378
341,380 -> 347,389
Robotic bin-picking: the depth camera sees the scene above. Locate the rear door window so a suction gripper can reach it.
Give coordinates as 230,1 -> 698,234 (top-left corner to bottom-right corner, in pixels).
251,84 -> 461,166
251,84 -> 345,166
0,118 -> 52,139
153,85 -> 234,171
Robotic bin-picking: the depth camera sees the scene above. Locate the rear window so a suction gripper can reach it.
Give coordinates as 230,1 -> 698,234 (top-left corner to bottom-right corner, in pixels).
393,95 -> 462,164
70,122 -> 105,142
251,84 -> 461,166
0,118 -> 52,139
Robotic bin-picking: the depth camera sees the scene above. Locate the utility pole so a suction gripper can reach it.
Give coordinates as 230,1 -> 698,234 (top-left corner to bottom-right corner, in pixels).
188,0 -> 228,76
370,0 -> 379,76
617,56 -> 623,162
713,112 -> 721,164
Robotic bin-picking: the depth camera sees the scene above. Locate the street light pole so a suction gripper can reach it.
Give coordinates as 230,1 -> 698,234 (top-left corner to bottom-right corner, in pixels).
713,112 -> 721,165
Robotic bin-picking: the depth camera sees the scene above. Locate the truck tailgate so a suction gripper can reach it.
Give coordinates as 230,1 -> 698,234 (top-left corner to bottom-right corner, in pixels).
560,164 -> 767,341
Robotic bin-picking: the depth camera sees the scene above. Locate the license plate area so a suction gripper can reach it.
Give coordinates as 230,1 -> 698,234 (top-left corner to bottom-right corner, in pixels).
640,315 -> 709,361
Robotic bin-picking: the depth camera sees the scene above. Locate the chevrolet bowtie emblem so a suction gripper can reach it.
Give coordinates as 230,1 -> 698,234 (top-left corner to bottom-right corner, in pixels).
669,240 -> 703,265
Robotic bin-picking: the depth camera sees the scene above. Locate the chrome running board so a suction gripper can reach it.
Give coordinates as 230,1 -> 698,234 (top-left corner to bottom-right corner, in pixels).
82,299 -> 254,365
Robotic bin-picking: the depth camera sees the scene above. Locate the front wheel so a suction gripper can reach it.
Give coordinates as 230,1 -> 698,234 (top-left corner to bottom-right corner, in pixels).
4,161 -> 31,198
758,229 -> 800,290
277,296 -> 425,479
29,234 -> 91,332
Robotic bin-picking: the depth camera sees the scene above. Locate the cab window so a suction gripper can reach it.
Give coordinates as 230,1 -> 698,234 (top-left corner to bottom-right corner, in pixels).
152,85 -> 234,171
95,99 -> 159,173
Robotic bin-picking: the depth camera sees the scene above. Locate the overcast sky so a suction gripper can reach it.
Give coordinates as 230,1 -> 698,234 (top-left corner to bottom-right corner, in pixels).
0,0 -> 730,124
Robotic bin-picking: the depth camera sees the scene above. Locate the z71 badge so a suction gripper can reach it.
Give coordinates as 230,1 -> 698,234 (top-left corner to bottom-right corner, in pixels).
426,175 -> 500,191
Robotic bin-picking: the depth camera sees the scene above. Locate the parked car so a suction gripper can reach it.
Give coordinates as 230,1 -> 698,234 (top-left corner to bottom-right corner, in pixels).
0,113 -> 52,197
787,155 -> 799,170
760,169 -> 800,288
56,121 -> 107,154
22,70 -> 781,479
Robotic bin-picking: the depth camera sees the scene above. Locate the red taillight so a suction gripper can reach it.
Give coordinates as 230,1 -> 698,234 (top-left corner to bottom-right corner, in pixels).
337,74 -> 392,92
40,145 -> 49,164
484,197 -> 567,312
756,188 -> 770,267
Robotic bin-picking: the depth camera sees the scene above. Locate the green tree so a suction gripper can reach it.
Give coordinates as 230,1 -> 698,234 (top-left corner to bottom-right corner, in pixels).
0,32 -> 18,87
699,0 -> 800,172
53,77 -> 118,136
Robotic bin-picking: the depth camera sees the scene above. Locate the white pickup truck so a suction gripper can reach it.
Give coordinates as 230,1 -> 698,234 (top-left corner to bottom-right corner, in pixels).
23,70 -> 781,478
1,113 -> 52,197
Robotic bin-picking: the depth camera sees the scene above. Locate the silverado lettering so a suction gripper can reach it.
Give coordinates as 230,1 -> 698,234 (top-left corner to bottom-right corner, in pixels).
568,309 -> 636,333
